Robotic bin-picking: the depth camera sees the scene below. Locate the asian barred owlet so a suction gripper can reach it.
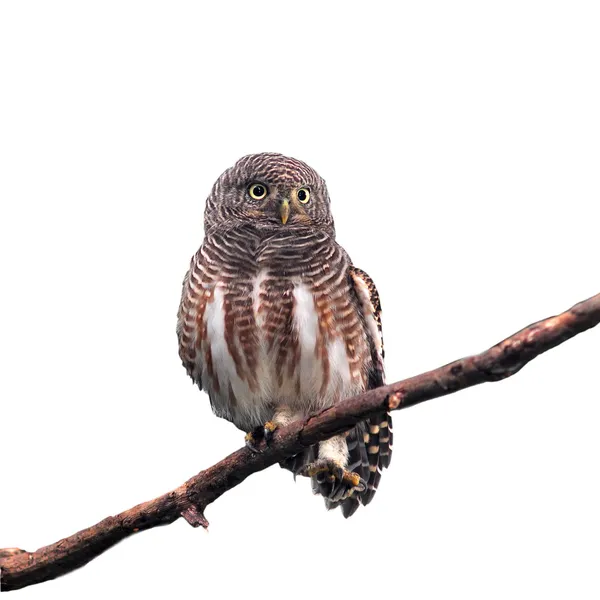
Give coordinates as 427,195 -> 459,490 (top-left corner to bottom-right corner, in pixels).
177,153 -> 392,517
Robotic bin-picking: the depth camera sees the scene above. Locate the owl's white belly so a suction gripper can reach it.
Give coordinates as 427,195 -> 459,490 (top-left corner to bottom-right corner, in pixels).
200,275 -> 364,431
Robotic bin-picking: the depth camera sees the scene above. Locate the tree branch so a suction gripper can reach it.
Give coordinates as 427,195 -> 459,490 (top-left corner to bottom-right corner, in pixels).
1,292 -> 599,591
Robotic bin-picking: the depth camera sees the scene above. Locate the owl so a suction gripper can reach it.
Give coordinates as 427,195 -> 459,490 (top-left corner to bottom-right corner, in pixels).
177,153 -> 392,517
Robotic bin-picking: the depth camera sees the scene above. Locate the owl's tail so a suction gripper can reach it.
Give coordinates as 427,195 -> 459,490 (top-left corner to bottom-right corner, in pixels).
280,411 -> 393,518
331,411 -> 393,518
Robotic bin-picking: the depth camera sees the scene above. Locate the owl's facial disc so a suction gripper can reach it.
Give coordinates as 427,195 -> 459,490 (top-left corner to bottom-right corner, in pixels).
244,181 -> 312,226
277,187 -> 311,225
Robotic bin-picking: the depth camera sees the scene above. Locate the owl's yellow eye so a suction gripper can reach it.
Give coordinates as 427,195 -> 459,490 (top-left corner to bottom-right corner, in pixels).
248,183 -> 268,200
297,188 -> 310,204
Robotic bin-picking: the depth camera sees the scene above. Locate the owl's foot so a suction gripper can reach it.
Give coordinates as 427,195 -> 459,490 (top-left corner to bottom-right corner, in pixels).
244,421 -> 278,453
300,459 -> 366,502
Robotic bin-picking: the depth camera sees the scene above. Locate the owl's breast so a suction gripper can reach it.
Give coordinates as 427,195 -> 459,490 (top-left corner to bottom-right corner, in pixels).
179,231 -> 372,431
193,268 -> 370,431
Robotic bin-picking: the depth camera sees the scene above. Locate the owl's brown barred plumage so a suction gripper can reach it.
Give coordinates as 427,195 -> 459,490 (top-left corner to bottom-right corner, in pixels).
177,153 -> 393,517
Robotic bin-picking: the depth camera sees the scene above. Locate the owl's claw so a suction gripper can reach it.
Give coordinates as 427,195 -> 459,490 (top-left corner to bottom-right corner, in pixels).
244,421 -> 278,453
299,459 -> 366,502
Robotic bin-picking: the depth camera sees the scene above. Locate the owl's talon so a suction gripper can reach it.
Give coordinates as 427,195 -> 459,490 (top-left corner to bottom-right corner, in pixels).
244,429 -> 261,452
299,459 -> 366,501
245,421 -> 278,452
263,421 -> 277,444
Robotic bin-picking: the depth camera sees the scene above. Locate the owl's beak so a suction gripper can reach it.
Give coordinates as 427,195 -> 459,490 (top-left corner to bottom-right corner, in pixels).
279,199 -> 290,225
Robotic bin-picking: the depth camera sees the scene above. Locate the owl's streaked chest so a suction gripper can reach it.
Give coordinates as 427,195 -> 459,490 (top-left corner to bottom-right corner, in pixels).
178,229 -> 372,431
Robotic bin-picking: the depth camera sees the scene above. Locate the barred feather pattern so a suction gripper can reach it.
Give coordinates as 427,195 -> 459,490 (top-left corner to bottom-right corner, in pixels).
324,267 -> 393,517
177,152 -> 392,516
178,226 -> 368,426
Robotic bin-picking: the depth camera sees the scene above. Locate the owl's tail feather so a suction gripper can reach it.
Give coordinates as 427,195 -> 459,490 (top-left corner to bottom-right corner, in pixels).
359,410 -> 393,506
325,422 -> 370,517
328,412 -> 393,517
280,445 -> 318,478
279,412 -> 393,518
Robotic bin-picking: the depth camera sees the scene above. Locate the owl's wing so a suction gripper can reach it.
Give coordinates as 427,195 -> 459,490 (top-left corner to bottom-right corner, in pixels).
348,265 -> 385,385
341,266 -> 393,516
177,250 -> 206,390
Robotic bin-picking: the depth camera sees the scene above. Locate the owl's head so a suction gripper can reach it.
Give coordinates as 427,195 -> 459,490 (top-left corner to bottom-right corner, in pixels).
204,153 -> 334,235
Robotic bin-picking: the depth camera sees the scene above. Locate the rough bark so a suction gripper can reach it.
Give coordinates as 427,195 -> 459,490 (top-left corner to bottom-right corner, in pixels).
1,292 -> 599,591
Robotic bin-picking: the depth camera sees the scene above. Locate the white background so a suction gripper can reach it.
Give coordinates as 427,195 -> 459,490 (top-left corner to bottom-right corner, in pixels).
1,1 -> 599,598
